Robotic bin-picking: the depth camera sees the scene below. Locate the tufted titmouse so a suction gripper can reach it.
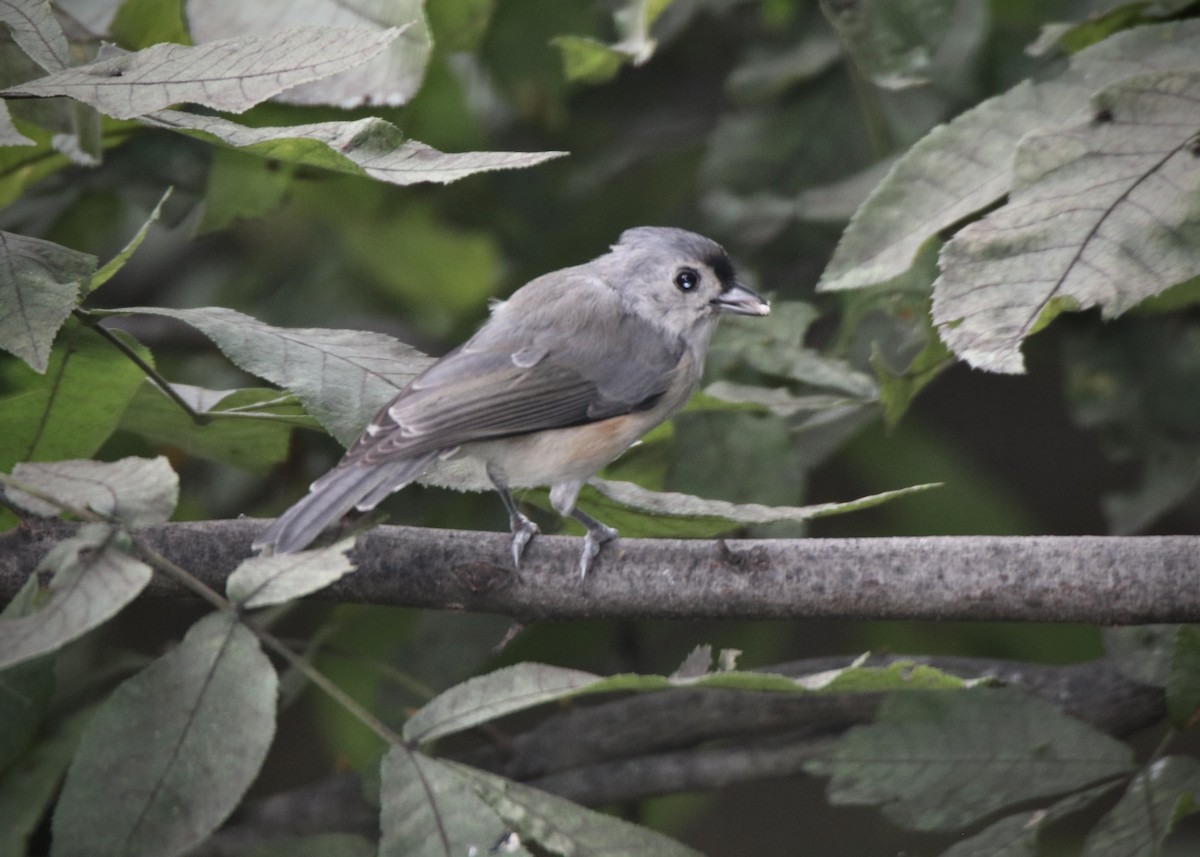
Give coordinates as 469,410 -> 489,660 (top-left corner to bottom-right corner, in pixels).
254,227 -> 770,577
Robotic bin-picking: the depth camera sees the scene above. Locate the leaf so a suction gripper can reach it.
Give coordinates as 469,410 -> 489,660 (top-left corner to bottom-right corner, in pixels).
724,29 -> 843,104
0,577 -> 55,768
379,747 -> 526,857
187,0 -> 431,107
143,109 -> 567,186
89,188 -> 172,293
1081,755 -> 1200,856
934,71 -> 1200,373
588,477 -> 940,526
551,0 -> 672,84
7,456 -> 179,526
0,524 -> 152,672
227,536 -> 357,608
117,382 -> 309,473
0,0 -> 71,72
0,231 -> 96,373
0,706 -> 94,857
820,0 -> 958,89
0,100 -> 35,146
1167,625 -> 1200,729
2,25 -> 405,119
806,688 -> 1134,832
110,0 -> 190,49
241,833 -> 378,857
1103,625 -> 1179,687
940,783 -> 1119,857
51,612 -> 278,857
455,761 -> 704,857
107,306 -> 433,445
819,19 -> 1200,293
404,659 -> 971,745
0,323 -> 152,470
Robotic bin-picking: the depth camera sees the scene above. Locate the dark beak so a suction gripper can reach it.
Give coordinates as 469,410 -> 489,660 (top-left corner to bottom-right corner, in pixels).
711,282 -> 770,316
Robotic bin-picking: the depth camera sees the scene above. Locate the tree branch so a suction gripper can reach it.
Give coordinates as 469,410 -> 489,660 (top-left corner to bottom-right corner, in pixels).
3,518 -> 1200,622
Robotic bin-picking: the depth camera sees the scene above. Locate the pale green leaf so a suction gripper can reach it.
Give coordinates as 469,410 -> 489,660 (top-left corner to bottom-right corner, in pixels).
379,747 -> 526,857
819,19 -> 1200,292
2,25 -> 405,119
0,0 -> 70,72
7,456 -> 178,526
940,783 -> 1119,857
0,524 -> 151,671
935,71 -> 1200,373
142,109 -> 567,187
0,231 -> 95,373
227,536 -> 357,608
807,688 -> 1134,832
188,0 -> 431,107
0,100 -> 35,146
1167,625 -> 1200,729
1103,625 -> 1178,687
552,0 -> 672,84
107,306 -> 433,445
89,188 -> 172,293
51,612 -> 277,857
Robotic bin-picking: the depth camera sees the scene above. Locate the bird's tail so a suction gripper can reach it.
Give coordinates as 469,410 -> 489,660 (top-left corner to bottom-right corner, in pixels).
253,453 -> 436,554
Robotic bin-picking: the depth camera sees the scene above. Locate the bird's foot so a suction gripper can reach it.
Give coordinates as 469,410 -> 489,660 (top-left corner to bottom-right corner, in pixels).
509,512 -> 540,570
578,521 -> 618,579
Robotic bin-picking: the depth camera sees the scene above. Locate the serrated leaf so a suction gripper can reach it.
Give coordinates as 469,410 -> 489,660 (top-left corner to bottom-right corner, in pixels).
108,306 -> 433,445
941,783 -> 1119,857
819,19 -> 1200,293
51,612 -> 277,857
379,748 -> 526,857
455,762 -> 703,857
1168,626 -> 1200,729
588,477 -> 939,525
0,324 -> 152,469
806,688 -> 1134,832
935,71 -> 1200,373
0,0 -> 70,72
0,523 -> 151,672
0,231 -> 96,373
142,109 -> 567,186
7,456 -> 178,526
227,536 -> 357,608
2,25 -> 404,119
188,0 -> 430,107
89,188 -> 171,293
1081,756 -> 1200,856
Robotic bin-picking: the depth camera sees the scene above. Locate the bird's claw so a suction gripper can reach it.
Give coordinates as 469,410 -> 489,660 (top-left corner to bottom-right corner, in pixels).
578,522 -> 618,579
509,513 -> 540,570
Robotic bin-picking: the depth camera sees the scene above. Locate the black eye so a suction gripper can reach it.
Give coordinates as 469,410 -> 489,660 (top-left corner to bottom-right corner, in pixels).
674,268 -> 700,292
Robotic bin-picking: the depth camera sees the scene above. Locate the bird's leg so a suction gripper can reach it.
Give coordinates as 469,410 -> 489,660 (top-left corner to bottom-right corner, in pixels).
489,466 -> 539,570
569,508 -> 618,579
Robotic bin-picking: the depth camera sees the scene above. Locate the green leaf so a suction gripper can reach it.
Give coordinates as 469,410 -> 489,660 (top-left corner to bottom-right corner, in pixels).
106,306 -> 433,446
551,0 -> 672,84
0,231 -> 96,372
7,456 -> 178,526
0,706 -> 94,856
1168,626 -> 1200,729
935,71 -> 1200,373
819,19 -> 1200,293
425,0 -> 496,52
454,761 -> 704,857
197,146 -> 295,233
806,688 -> 1134,832
143,109 -> 566,186
227,536 -> 357,608
188,0 -> 431,107
0,0 -> 70,72
1081,756 -> 1200,856
89,188 -> 172,293
0,524 -> 152,671
2,26 -> 405,119
379,747 -> 526,857
110,0 -> 189,49
0,575 -> 55,771
1103,625 -> 1179,687
0,323 -> 155,469
242,833 -> 378,857
51,612 -> 278,857
117,383 -> 309,474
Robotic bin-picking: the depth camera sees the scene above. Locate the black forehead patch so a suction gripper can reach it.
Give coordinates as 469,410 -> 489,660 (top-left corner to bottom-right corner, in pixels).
705,249 -> 736,289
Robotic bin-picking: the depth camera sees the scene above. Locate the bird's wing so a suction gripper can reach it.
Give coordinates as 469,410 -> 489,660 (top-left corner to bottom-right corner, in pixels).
344,275 -> 685,467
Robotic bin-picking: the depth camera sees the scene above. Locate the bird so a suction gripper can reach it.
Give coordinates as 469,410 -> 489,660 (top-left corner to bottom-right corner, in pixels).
253,226 -> 770,577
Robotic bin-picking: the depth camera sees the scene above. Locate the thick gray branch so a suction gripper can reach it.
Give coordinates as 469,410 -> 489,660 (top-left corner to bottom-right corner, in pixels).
2,518 -> 1199,622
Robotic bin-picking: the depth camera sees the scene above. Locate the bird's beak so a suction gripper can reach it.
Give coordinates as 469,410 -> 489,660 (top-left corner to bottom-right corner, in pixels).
711,282 -> 770,316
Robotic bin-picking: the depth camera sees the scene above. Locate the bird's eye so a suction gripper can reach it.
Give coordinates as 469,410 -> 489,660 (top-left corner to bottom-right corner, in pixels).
674,268 -> 700,292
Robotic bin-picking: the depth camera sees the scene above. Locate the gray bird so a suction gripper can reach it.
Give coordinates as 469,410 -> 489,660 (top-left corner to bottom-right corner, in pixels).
253,226 -> 770,577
